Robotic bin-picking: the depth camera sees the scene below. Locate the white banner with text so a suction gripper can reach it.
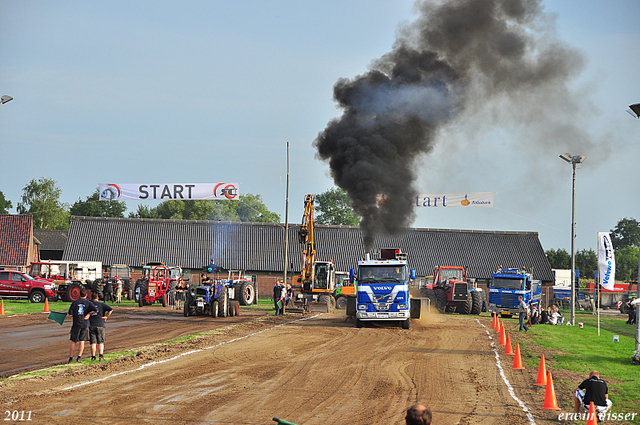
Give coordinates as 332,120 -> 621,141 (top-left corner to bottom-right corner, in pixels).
98,183 -> 240,201
415,192 -> 495,208
597,232 -> 615,291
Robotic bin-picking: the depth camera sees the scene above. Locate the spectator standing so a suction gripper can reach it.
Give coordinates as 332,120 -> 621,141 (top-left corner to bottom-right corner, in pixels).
626,297 -> 637,325
104,278 -> 113,303
89,292 -> 113,361
273,280 -> 284,316
285,284 -> 293,308
175,280 -> 184,309
573,371 -> 612,415
115,277 -> 123,304
67,287 -> 97,363
518,296 -> 529,332
405,403 -> 432,425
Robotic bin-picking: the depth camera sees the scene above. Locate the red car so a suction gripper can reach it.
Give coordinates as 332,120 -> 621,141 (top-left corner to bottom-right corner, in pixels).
0,270 -> 57,303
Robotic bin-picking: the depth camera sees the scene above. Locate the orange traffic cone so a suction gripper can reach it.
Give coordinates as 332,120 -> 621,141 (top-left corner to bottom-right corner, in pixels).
495,317 -> 501,333
492,313 -> 497,329
512,343 -> 524,369
534,354 -> 547,386
541,371 -> 561,410
504,332 -> 514,355
499,322 -> 506,345
43,298 -> 50,313
586,402 -> 598,425
0,299 -> 5,315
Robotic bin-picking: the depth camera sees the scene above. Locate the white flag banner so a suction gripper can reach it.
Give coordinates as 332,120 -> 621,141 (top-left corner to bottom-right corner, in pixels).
98,183 -> 239,201
597,232 -> 615,291
415,192 -> 495,208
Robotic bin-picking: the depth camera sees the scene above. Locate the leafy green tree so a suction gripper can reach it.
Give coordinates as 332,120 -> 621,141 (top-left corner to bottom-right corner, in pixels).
70,189 -> 127,218
128,194 -> 279,223
575,248 -> 597,281
545,248 -> 571,269
236,194 -> 280,223
128,204 -> 160,219
610,217 -> 640,251
17,178 -> 70,229
0,190 -> 12,214
315,187 -> 360,226
615,246 -> 639,282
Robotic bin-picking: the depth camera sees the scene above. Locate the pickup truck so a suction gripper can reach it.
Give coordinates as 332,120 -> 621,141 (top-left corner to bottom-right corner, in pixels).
0,270 -> 57,303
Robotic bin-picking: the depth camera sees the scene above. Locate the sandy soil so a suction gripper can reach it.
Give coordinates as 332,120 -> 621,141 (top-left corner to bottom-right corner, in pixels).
0,304 -> 265,378
0,308 -> 580,425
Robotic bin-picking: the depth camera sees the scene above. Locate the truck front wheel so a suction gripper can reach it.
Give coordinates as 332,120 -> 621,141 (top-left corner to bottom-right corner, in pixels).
29,290 -> 45,303
401,318 -> 411,329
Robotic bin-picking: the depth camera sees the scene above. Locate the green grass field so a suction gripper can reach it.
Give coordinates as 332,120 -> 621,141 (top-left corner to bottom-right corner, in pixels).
0,298 -> 139,315
500,309 -> 640,417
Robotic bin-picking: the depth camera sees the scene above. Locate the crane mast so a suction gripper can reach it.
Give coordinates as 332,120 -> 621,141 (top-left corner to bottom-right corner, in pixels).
298,194 -> 315,292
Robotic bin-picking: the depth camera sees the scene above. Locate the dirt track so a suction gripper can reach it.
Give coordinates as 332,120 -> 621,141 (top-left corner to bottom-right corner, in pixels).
0,308 -> 577,425
0,305 -> 266,378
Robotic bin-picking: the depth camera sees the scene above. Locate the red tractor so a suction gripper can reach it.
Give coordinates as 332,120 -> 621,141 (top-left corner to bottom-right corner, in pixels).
136,263 -> 183,307
430,266 -> 481,315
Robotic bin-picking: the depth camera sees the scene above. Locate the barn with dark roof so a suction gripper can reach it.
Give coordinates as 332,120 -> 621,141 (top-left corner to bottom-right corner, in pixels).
63,216 -> 553,296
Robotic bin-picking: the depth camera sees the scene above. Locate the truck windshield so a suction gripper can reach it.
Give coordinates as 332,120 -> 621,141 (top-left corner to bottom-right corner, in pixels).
492,278 -> 524,290
359,265 -> 405,283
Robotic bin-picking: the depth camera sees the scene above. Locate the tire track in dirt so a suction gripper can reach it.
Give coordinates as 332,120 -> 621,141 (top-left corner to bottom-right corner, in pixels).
2,312 -> 548,424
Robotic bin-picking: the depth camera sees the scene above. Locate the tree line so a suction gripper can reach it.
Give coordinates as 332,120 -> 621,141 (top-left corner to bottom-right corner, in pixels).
546,218 -> 640,282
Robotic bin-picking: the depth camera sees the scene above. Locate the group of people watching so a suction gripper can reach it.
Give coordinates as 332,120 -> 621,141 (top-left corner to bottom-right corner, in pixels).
272,280 -> 292,315
528,304 -> 564,326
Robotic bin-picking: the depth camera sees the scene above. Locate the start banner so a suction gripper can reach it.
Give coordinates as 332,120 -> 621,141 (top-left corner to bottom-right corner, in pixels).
415,192 -> 495,208
98,183 -> 239,201
597,232 -> 615,291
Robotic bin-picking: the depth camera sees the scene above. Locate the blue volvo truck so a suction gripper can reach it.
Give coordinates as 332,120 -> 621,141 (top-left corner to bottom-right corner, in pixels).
488,267 -> 541,318
350,249 -> 419,329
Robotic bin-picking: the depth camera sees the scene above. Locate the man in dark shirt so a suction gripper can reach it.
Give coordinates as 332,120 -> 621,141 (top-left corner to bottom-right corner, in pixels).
574,370 -> 612,414
67,287 -> 97,363
89,292 -> 113,361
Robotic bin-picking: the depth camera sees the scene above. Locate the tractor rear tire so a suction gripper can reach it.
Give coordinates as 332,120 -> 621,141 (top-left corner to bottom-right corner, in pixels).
184,292 -> 192,317
68,283 -> 83,301
211,301 -> 219,318
228,301 -> 235,317
401,318 -> 411,329
335,296 -> 348,310
127,280 -> 135,300
162,293 -> 168,308
433,288 -> 446,313
218,287 -> 228,318
420,288 -> 437,311
471,291 -> 482,315
231,300 -> 240,316
138,279 -> 148,307
238,282 -> 255,306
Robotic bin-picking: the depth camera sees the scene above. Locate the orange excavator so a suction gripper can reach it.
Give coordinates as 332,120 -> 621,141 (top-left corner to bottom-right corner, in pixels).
293,194 -> 339,312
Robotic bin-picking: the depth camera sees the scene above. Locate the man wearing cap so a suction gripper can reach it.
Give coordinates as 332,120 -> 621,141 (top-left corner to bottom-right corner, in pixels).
67,287 -> 97,363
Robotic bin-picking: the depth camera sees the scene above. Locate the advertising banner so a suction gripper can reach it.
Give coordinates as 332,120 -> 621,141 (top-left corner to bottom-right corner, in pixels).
597,232 -> 615,291
415,192 -> 495,208
98,183 -> 239,201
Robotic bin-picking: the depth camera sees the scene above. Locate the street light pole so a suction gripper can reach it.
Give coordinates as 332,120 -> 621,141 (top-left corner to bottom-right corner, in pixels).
560,153 -> 586,326
627,103 -> 640,359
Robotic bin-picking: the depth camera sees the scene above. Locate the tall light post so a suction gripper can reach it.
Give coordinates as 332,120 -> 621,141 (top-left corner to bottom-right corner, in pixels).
627,103 -> 640,360
560,153 -> 586,326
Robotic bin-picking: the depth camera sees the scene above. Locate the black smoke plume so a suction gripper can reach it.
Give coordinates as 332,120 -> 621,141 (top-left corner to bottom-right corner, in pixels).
314,0 -> 584,249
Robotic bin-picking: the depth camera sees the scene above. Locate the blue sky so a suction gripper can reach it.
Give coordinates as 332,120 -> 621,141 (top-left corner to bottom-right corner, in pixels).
1,0 -> 639,255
